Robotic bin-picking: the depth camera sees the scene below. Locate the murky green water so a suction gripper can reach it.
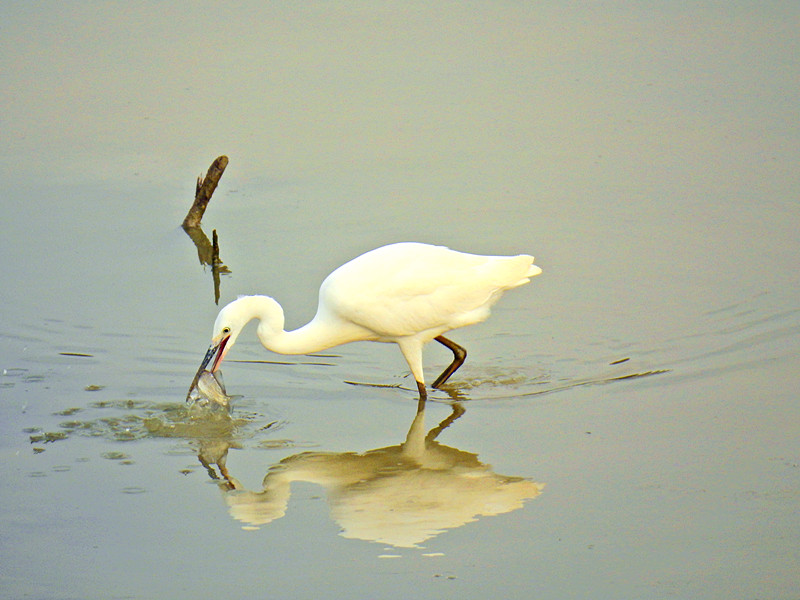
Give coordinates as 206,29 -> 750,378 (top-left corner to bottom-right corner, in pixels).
2,4 -> 799,599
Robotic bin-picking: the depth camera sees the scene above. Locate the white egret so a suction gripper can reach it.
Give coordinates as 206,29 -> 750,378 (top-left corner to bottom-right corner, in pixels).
193,242 -> 541,399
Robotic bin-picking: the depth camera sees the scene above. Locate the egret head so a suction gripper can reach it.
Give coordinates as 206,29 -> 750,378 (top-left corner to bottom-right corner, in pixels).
194,295 -> 282,378
201,298 -> 252,373
188,296 -> 274,402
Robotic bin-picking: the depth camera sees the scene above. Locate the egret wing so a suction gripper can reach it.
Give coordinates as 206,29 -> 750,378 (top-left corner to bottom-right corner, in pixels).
319,243 -> 535,338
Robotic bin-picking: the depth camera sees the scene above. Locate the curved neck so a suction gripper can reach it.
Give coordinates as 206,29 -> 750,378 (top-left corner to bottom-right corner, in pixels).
258,311 -> 371,356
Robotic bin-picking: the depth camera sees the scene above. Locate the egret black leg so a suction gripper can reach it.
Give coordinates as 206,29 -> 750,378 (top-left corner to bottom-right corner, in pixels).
432,335 -> 467,388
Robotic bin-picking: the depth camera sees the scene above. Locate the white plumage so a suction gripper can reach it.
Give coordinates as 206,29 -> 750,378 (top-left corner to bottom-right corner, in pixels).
195,242 -> 541,398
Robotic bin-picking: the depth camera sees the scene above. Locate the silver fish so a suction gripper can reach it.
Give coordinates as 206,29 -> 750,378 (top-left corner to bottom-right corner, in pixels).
187,369 -> 231,408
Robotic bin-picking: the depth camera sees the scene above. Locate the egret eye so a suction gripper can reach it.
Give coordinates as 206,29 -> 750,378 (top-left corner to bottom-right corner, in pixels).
222,327 -> 231,334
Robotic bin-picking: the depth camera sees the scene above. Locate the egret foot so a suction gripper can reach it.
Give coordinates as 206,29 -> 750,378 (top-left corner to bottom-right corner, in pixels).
432,336 -> 467,388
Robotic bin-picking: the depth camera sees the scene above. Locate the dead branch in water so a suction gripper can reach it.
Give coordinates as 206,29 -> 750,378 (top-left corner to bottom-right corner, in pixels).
182,155 -> 228,228
181,157 -> 231,304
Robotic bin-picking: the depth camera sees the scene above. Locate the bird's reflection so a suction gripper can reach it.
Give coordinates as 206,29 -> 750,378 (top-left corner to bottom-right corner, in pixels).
196,398 -> 543,548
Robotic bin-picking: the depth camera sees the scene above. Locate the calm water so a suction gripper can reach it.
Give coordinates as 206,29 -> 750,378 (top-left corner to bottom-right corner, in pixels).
2,4 -> 799,599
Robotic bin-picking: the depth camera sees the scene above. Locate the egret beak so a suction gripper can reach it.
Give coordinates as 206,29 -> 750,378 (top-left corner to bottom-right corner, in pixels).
209,334 -> 230,372
202,335 -> 230,372
186,335 -> 230,402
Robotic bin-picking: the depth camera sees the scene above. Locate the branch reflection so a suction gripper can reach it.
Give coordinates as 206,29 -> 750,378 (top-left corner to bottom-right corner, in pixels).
182,225 -> 230,304
202,399 -> 544,548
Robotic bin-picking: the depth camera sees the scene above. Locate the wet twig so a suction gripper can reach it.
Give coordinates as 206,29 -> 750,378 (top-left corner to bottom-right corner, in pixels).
181,157 -> 231,304
182,155 -> 228,228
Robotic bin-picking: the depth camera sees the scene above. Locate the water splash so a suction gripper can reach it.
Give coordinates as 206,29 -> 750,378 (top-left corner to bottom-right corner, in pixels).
25,397 -> 289,453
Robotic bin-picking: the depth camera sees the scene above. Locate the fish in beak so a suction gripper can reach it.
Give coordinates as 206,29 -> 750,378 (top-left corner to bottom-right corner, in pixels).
186,334 -> 230,402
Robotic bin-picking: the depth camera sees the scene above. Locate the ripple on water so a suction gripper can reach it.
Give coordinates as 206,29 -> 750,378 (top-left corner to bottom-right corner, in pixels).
426,361 -> 667,402
23,396 -> 291,466
649,293 -> 800,382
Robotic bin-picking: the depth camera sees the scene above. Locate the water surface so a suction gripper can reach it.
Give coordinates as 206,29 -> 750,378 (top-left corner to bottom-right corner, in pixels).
2,3 -> 799,599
